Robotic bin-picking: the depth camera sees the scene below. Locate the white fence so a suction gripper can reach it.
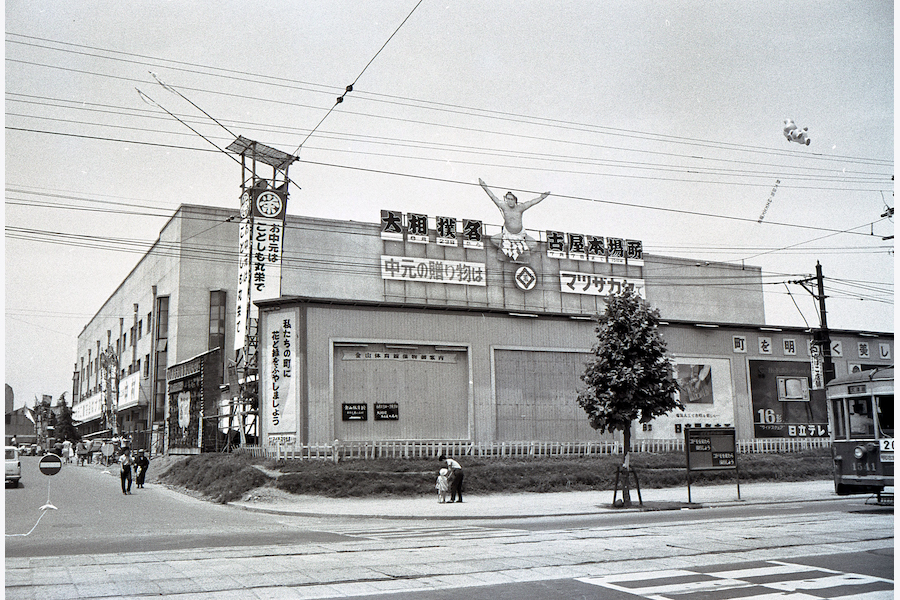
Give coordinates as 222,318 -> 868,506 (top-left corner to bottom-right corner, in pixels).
239,437 -> 831,461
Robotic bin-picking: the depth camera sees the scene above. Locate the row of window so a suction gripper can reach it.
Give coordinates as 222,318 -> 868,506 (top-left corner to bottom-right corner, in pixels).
74,292 -> 227,421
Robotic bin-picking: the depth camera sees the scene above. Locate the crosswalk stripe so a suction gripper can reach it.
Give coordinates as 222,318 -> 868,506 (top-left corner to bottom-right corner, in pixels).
577,560 -> 893,600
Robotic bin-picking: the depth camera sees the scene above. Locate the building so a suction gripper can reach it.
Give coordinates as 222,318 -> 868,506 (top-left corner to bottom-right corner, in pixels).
72,205 -> 237,451
255,209 -> 892,447
72,203 -> 893,454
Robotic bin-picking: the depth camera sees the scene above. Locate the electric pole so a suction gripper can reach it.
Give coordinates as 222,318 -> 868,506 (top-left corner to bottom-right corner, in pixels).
790,261 -> 836,386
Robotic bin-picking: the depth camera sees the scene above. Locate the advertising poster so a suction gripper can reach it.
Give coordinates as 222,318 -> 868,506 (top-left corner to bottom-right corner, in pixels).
262,307 -> 299,444
641,358 -> 735,440
749,360 -> 827,439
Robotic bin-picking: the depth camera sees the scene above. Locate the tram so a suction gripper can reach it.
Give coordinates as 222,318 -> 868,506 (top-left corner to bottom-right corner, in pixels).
825,367 -> 893,503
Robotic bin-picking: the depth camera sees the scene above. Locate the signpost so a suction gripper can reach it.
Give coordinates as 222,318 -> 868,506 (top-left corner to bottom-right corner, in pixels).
685,427 -> 740,503
38,453 -> 62,476
38,453 -> 61,511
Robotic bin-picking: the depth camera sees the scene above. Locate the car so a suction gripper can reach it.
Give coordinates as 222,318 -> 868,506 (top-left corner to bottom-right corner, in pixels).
6,446 -> 21,487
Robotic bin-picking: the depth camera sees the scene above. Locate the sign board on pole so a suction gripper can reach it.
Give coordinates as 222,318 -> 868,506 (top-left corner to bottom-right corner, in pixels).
684,427 -> 740,503
38,453 -> 62,476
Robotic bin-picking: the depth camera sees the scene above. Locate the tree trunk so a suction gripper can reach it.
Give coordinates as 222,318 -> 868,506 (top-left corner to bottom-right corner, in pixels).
621,423 -> 632,506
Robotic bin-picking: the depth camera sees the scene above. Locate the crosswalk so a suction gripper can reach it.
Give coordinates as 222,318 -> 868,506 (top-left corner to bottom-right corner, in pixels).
321,523 -> 531,542
577,560 -> 894,600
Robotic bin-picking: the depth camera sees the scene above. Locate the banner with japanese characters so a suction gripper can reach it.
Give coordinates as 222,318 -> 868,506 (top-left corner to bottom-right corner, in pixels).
559,271 -> 645,298
262,307 -> 299,443
381,255 -> 486,286
235,187 -> 288,353
234,216 -> 252,351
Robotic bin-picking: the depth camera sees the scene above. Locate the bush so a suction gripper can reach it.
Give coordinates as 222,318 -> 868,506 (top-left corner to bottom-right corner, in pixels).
158,448 -> 833,502
157,453 -> 271,503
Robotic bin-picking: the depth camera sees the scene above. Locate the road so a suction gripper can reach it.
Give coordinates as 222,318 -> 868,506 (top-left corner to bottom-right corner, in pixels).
6,455 -> 894,599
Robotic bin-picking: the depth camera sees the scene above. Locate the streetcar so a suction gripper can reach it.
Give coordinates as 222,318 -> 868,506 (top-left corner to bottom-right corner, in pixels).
825,367 -> 893,503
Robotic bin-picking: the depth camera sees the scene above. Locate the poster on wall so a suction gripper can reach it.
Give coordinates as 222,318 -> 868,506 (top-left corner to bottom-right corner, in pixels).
641,359 -> 735,440
262,308 -> 299,445
749,360 -> 827,439
676,364 -> 714,405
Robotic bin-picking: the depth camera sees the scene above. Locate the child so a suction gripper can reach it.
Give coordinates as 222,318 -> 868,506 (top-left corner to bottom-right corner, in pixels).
435,468 -> 450,503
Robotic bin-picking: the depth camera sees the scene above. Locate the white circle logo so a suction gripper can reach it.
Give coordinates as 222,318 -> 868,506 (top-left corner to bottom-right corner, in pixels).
514,266 -> 537,291
240,191 -> 251,218
255,191 -> 283,217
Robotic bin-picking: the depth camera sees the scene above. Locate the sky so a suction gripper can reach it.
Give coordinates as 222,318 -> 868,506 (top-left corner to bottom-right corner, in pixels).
4,1 -> 894,409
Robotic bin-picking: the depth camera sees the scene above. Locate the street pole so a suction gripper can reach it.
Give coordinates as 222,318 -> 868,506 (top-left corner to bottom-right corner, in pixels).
791,261 -> 836,386
814,262 -> 836,384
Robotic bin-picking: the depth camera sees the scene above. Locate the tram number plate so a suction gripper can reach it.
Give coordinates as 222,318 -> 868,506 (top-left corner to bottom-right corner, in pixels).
882,453 -> 894,463
881,439 -> 895,452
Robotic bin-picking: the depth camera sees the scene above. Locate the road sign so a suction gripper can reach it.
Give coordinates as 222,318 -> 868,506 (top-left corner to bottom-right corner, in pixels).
39,453 -> 63,476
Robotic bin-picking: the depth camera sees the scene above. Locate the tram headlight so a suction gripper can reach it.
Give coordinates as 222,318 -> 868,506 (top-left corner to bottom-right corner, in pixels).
854,445 -> 866,459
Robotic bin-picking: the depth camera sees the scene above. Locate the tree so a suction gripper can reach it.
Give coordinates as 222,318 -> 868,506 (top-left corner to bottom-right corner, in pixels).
54,393 -> 80,442
577,289 -> 681,478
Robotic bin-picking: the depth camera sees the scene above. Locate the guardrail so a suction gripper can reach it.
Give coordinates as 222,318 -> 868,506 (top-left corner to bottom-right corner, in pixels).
236,437 -> 831,461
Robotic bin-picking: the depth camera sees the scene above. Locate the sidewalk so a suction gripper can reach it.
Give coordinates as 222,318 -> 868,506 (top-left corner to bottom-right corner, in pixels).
229,479 -> 843,520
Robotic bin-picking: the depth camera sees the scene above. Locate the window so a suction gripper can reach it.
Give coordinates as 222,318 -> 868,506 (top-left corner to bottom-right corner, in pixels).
831,400 -> 847,440
143,354 -> 150,378
152,296 -> 169,423
876,395 -> 894,437
209,290 -> 226,352
777,376 -> 809,401
849,397 -> 875,438
137,320 -> 143,340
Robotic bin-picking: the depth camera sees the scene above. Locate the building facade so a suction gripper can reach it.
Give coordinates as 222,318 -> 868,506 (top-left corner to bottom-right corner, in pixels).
72,205 -> 237,450
72,203 -> 893,453
255,209 -> 892,447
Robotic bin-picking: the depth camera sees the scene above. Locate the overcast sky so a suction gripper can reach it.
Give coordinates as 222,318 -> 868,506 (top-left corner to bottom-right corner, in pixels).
5,1 -> 893,409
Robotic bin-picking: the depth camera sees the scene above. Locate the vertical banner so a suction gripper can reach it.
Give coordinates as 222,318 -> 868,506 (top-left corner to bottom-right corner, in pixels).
234,187 -> 288,353
234,215 -> 252,351
262,307 -> 299,444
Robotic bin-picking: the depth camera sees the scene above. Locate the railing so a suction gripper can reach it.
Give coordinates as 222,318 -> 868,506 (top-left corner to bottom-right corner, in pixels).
235,437 -> 831,461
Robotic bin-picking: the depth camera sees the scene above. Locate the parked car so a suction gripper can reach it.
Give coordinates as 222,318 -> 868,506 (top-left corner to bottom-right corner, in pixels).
6,446 -> 21,487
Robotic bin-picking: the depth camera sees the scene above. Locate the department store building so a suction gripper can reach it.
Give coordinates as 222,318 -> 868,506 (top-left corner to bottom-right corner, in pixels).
71,203 -> 893,452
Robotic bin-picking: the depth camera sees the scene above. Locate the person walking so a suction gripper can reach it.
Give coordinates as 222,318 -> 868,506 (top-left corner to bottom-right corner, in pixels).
75,440 -> 87,466
438,454 -> 464,503
134,449 -> 149,489
119,448 -> 134,495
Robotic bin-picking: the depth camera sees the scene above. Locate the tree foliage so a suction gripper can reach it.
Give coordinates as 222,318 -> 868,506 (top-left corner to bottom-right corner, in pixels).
577,289 -> 681,455
53,393 -> 80,442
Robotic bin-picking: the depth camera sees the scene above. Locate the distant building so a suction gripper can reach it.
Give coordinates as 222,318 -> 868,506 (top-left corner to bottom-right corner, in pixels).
5,385 -> 36,445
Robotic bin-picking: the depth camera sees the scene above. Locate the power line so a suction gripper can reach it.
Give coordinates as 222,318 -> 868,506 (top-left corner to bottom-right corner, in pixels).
7,32 -> 892,169
8,97 -> 891,188
3,126 -> 893,243
292,0 -> 424,154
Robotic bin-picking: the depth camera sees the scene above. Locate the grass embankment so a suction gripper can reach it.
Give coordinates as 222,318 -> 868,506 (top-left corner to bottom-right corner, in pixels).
156,448 -> 833,504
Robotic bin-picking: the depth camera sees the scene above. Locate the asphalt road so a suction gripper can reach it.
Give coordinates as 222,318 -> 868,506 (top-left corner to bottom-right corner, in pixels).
5,455 -> 351,557
6,455 -> 894,599
306,551 -> 894,600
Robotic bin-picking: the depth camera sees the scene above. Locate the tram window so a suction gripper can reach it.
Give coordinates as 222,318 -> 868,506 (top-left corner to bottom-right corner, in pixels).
848,397 -> 875,439
876,395 -> 894,437
831,399 -> 847,439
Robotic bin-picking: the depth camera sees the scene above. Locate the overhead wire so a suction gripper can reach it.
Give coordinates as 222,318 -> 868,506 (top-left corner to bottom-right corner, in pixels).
8,95 -> 891,189
292,0 -> 424,155
6,33 -> 892,169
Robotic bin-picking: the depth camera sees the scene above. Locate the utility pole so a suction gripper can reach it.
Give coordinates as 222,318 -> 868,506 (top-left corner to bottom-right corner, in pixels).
790,261 -> 836,386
